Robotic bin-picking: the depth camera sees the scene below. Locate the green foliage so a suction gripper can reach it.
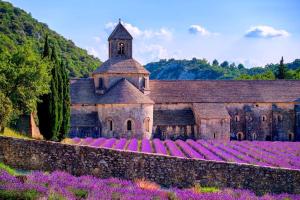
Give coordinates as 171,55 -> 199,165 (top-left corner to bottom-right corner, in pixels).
236,70 -> 275,80
0,41 -> 51,127
0,190 -> 38,200
0,1 -> 101,78
146,58 -> 300,80
276,57 -> 288,79
71,189 -> 88,199
0,92 -> 12,132
37,41 -> 70,141
0,162 -> 17,176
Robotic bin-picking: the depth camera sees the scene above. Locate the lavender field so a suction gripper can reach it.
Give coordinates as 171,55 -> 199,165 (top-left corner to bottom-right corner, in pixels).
64,138 -> 300,170
1,169 -> 300,200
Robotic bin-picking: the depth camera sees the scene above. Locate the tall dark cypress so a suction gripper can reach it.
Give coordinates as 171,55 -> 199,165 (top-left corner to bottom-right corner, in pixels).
49,46 -> 60,140
59,61 -> 70,139
37,36 -> 52,139
276,56 -> 287,79
42,35 -> 50,58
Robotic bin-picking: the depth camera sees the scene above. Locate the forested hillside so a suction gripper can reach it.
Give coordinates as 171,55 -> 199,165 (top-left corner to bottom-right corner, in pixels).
145,58 -> 300,80
0,1 -> 101,78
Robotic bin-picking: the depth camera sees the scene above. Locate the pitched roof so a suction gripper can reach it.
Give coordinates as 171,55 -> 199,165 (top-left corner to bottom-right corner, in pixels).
108,22 -> 133,40
97,78 -> 154,104
70,78 -> 154,104
149,80 -> 300,103
92,58 -> 149,75
153,109 -> 195,126
193,103 -> 230,120
71,112 -> 98,127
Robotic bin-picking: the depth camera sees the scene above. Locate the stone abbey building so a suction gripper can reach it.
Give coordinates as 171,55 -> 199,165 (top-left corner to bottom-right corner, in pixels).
70,21 -> 300,141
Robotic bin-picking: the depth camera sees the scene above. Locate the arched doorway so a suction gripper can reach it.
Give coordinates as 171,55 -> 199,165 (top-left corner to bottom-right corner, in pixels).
237,132 -> 244,141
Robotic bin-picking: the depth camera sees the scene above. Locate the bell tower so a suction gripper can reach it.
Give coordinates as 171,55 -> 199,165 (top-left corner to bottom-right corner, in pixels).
108,19 -> 133,59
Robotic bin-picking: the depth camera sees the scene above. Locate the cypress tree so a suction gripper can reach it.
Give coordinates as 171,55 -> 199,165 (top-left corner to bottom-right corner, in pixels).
276,56 -> 287,79
59,61 -> 70,139
42,35 -> 50,58
37,36 -> 52,139
49,46 -> 60,140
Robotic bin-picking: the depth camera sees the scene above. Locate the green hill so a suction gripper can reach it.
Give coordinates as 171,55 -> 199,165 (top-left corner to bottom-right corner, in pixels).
145,58 -> 300,80
0,1 -> 101,78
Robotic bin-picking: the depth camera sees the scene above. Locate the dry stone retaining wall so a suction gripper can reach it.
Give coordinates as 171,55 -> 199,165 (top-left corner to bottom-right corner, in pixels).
0,136 -> 299,195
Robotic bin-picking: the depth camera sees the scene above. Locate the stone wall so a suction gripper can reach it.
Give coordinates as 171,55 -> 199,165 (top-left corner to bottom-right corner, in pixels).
0,136 -> 299,195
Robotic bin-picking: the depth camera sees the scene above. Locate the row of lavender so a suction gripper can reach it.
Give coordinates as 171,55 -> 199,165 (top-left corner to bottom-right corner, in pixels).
66,138 -> 300,170
2,169 -> 299,200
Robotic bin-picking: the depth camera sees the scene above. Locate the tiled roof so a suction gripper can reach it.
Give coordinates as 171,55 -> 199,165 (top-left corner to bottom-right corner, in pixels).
71,112 -> 98,127
70,78 -> 154,104
149,80 -> 300,103
193,103 -> 230,120
153,109 -> 195,126
108,22 -> 133,40
92,58 -> 149,75
96,78 -> 154,104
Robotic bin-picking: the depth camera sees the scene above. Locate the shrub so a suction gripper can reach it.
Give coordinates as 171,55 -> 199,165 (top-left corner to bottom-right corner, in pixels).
0,162 -> 17,176
0,189 -> 39,200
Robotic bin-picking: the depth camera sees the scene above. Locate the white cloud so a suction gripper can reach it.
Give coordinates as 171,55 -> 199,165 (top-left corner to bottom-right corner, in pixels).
188,25 -> 211,36
87,47 -> 100,58
105,21 -> 173,41
245,25 -> 290,38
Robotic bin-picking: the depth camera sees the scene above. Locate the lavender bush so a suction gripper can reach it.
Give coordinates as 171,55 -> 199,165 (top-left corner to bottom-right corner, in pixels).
1,169 -> 300,200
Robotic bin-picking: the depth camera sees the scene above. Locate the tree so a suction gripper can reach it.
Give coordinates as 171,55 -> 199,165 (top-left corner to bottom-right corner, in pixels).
220,61 -> 229,68
238,64 -> 245,69
59,61 -> 71,139
43,35 -> 50,58
38,38 -> 70,141
276,57 -> 287,79
0,92 -> 13,133
0,41 -> 50,118
212,59 -> 219,66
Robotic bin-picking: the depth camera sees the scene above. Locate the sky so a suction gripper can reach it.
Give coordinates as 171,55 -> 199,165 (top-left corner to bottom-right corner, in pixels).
5,0 -> 300,67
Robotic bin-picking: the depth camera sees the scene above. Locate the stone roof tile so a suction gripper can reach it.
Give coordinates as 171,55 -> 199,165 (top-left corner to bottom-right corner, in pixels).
149,80 -> 300,103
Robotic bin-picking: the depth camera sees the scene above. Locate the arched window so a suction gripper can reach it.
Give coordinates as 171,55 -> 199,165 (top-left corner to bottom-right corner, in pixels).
127,120 -> 132,131
144,118 -> 150,132
213,133 -> 216,139
261,115 -> 267,122
118,42 -> 125,55
107,119 -> 113,131
235,115 -> 240,122
288,133 -> 293,141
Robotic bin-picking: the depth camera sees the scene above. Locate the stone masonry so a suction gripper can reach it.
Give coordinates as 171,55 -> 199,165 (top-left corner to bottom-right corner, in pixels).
0,136 -> 300,195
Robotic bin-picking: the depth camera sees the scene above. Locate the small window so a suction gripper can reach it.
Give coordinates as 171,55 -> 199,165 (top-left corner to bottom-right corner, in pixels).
261,115 -> 267,122
107,119 -> 113,131
127,120 -> 132,131
277,115 -> 283,122
252,133 -> 257,140
144,118 -> 150,132
213,133 -> 216,139
99,78 -> 104,89
235,115 -> 240,122
118,42 -> 125,55
288,133 -> 293,141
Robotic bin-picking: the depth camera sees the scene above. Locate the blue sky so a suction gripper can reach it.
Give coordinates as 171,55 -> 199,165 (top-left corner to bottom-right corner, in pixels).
6,0 -> 300,67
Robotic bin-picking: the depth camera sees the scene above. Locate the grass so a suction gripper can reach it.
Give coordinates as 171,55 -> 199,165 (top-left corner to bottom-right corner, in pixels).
192,184 -> 219,194
0,162 -> 18,176
1,128 -> 30,139
0,190 -> 39,200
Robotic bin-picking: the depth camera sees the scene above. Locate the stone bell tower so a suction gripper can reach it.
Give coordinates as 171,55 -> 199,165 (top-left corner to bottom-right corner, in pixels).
108,19 -> 133,59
